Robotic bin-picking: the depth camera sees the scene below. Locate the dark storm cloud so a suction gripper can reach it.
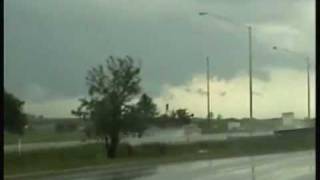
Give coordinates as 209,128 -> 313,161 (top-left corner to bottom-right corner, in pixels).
4,0 -> 314,103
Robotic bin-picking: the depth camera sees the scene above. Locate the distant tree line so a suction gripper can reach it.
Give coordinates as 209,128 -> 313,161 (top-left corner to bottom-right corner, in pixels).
154,109 -> 193,128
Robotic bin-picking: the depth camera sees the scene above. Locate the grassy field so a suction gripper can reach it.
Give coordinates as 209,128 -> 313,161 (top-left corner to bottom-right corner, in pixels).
4,134 -> 315,176
4,131 -> 84,145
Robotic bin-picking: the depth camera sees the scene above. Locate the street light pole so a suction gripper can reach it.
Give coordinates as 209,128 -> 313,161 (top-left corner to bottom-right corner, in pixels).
206,57 -> 211,125
248,26 -> 253,122
272,46 -> 311,120
306,57 -> 310,120
199,12 -> 254,122
247,26 -> 256,180
198,12 -> 255,180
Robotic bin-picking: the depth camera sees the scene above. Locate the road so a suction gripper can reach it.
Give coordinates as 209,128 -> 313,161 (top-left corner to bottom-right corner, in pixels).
4,128 -> 273,152
7,150 -> 314,180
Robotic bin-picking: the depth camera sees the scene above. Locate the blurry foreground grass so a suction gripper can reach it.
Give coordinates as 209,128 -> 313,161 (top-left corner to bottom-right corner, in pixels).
4,134 -> 314,176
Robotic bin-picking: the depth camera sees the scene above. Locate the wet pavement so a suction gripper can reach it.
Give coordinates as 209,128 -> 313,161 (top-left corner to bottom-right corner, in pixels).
10,150 -> 314,180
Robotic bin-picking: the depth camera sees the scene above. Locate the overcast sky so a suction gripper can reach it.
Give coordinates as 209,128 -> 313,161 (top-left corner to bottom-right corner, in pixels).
4,0 -> 315,119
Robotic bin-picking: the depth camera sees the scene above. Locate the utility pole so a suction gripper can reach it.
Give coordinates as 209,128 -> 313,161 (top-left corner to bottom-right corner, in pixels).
272,46 -> 311,121
165,103 -> 169,115
206,57 -> 211,125
248,26 -> 256,180
306,57 -> 310,120
198,13 -> 255,180
248,26 -> 253,122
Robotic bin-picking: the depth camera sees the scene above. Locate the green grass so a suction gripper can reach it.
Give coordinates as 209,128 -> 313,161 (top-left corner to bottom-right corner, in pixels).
4,131 -> 84,145
4,134 -> 315,176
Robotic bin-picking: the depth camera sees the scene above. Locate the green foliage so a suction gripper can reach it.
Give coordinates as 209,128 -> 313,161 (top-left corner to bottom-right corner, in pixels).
176,109 -> 193,120
217,114 -> 223,120
169,110 -> 177,119
153,108 -> 193,127
172,108 -> 193,125
123,93 -> 158,137
73,56 -> 157,158
136,94 -> 158,118
4,91 -> 27,135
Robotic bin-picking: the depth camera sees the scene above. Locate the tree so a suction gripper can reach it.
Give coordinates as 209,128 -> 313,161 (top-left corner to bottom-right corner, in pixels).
169,110 -> 177,119
71,102 -> 93,139
152,108 -> 193,128
4,91 -> 27,135
73,56 -> 142,158
136,94 -> 157,118
217,114 -> 223,120
153,114 -> 169,128
131,93 -> 158,137
175,109 -> 193,124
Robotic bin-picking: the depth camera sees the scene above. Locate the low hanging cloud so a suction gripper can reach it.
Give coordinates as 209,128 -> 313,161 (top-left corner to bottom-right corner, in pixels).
24,97 -> 82,118
154,67 -> 315,119
24,67 -> 315,119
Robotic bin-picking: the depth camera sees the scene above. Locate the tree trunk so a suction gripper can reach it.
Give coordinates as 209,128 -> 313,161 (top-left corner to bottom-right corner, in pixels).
106,134 -> 119,159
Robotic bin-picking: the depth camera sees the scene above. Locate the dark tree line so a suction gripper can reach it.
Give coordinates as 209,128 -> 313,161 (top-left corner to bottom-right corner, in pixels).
4,91 -> 27,135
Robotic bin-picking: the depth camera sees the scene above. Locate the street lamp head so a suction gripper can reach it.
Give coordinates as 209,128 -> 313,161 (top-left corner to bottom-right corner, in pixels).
199,12 -> 208,16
